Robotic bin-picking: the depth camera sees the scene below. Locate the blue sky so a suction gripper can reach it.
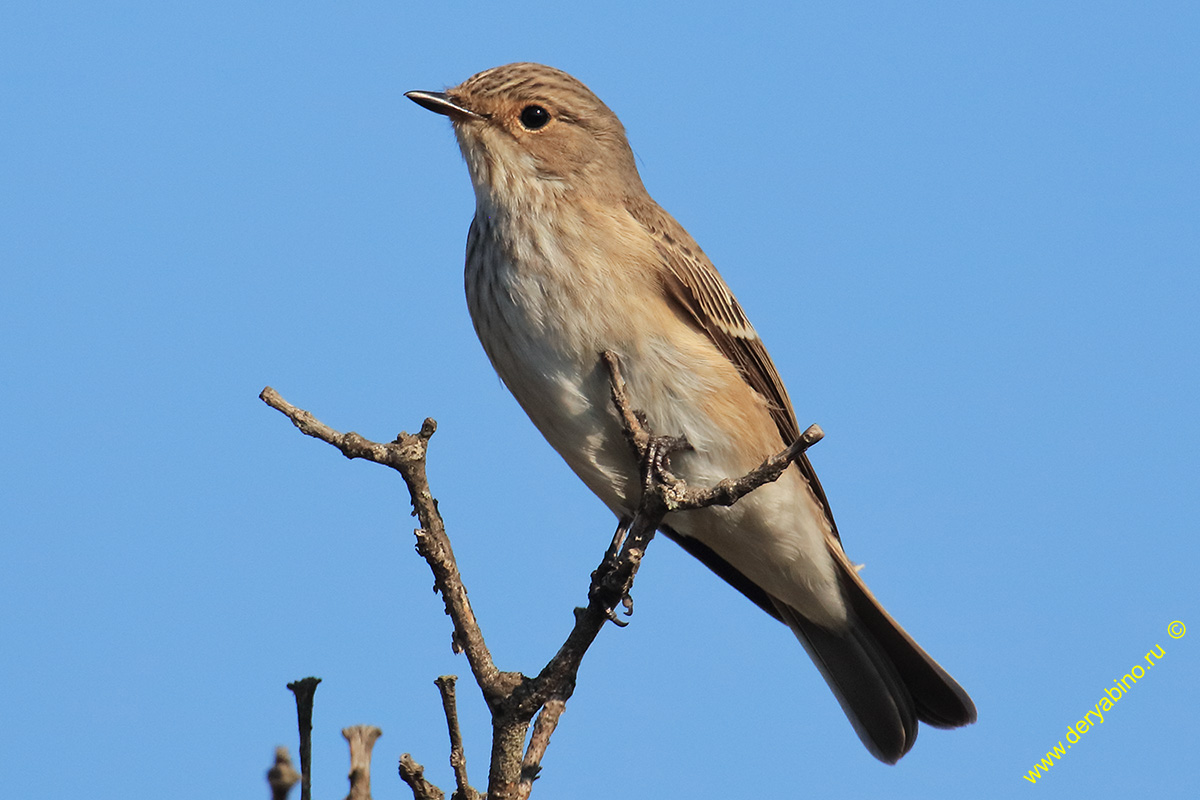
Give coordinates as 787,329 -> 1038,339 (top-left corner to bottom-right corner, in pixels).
2,2 -> 1197,798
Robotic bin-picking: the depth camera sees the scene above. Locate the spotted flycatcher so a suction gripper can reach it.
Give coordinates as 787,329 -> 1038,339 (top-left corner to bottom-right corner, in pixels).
407,63 -> 976,763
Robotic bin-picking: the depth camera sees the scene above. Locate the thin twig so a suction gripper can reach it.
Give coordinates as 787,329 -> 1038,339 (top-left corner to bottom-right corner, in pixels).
663,423 -> 824,511
287,677 -> 321,800
398,754 -> 445,800
435,676 -> 479,800
518,699 -> 565,799
262,386 -> 522,798
601,350 -> 650,454
261,387 -> 510,704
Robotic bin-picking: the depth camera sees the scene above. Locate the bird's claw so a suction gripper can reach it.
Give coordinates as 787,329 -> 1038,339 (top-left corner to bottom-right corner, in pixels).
643,433 -> 691,499
603,591 -> 634,626
605,605 -> 630,627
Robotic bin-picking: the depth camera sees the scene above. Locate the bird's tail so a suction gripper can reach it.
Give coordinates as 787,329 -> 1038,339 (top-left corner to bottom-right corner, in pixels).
774,547 -> 977,764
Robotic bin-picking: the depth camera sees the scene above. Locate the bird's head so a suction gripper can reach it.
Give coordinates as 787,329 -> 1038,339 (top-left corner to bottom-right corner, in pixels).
407,63 -> 644,209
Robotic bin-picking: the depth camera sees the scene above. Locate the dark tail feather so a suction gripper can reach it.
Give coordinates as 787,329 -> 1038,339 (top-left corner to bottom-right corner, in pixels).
775,602 -> 918,764
829,545 -> 978,731
777,548 -> 977,763
660,523 -> 976,759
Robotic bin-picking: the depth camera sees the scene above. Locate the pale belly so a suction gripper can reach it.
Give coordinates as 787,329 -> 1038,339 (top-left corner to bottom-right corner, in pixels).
464,232 -> 847,626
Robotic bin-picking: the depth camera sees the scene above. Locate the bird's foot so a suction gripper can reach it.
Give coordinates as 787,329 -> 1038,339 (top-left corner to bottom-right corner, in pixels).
642,433 -> 692,507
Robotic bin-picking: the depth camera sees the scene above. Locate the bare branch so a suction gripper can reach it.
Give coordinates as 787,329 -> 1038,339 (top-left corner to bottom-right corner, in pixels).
262,364 -> 824,800
263,386 -> 524,798
435,676 -> 480,800
398,754 -> 445,800
261,387 -> 511,705
286,677 -> 321,800
343,725 -> 383,800
519,699 -> 564,799
601,350 -> 650,454
267,746 -> 301,800
664,423 -> 824,511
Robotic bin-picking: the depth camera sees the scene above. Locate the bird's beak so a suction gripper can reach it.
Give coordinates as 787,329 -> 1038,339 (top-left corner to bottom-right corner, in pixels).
405,90 -> 483,120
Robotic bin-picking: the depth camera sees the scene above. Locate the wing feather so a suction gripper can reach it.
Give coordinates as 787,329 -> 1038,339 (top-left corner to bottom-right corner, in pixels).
626,197 -> 842,542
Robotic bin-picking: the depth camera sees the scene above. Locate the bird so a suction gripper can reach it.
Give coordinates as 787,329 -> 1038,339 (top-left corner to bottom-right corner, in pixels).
406,62 -> 976,763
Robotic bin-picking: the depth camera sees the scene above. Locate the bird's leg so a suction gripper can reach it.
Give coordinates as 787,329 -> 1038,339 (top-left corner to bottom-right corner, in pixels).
604,517 -> 631,564
597,350 -> 696,623
592,432 -> 691,626
591,517 -> 635,626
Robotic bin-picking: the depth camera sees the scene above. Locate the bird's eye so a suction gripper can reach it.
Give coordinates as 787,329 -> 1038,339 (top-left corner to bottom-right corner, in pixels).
519,105 -> 551,130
